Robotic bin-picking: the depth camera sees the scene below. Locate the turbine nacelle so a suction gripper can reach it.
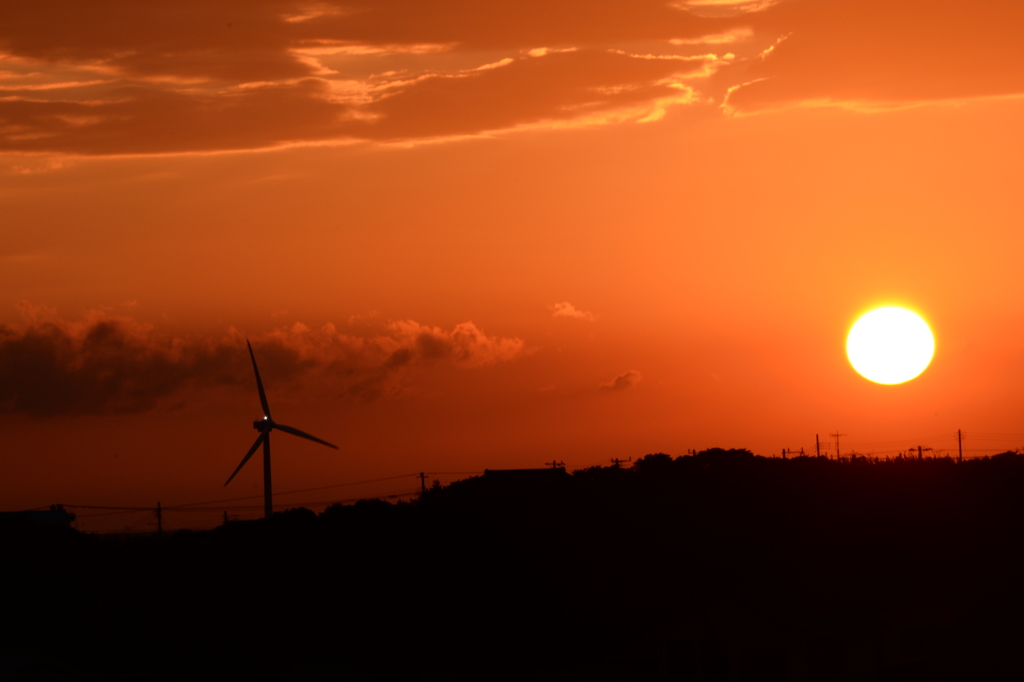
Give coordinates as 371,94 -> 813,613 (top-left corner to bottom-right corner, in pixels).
254,416 -> 273,431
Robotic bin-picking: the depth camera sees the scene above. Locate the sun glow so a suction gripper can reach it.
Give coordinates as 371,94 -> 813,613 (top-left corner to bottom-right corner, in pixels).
846,307 -> 935,385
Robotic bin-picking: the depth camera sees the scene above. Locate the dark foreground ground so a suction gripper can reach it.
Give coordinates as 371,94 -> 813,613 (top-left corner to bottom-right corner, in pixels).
5,449 -> 1024,681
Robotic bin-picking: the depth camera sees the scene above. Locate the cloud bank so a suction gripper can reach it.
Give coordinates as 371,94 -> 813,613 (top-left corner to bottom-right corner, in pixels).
0,304 -> 525,416
2,0 -> 1022,155
0,0 -> 742,154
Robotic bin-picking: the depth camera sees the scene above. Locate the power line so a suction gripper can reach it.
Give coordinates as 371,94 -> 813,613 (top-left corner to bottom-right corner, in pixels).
54,466 -> 485,520
68,486 -> 424,524
62,504 -> 155,511
170,473 -> 425,509
164,490 -> 423,513
74,509 -> 155,520
59,472 -> 447,513
51,437 -> 1024,529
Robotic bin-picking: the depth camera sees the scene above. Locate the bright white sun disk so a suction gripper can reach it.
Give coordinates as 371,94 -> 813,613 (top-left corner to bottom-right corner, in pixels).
846,307 -> 934,385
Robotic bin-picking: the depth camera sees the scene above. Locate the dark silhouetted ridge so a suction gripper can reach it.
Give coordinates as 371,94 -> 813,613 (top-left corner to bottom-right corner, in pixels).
4,449 -> 1024,680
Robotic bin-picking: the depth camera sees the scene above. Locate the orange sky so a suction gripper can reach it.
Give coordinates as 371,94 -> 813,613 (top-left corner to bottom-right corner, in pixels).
4,0 -> 1024,530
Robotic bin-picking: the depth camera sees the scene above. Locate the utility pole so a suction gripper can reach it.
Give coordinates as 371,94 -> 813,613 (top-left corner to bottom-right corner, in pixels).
816,434 -> 821,458
419,472 -> 427,493
610,457 -> 631,468
545,460 -> 565,469
156,502 -> 163,538
830,432 -> 846,460
958,430 -> 963,463
918,445 -> 923,460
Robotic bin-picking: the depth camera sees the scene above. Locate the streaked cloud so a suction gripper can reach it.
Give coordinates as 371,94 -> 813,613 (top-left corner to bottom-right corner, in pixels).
720,0 -> 1024,113
675,0 -> 780,14
671,28 -> 753,45
2,1 -> 1023,154
525,47 -> 579,58
0,1 -> 743,154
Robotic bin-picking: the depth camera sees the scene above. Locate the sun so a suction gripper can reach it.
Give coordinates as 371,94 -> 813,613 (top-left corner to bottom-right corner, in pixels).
846,307 -> 935,385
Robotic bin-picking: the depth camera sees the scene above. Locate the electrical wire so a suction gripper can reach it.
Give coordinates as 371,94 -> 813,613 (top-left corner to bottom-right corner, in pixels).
45,442 -> 1024,530
164,490 -> 422,513
74,509 -> 155,519
168,473 -> 430,509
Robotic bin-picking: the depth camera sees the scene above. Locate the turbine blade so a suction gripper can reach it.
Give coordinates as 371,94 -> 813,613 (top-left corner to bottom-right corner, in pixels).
274,423 -> 339,450
224,432 -> 266,486
247,339 -> 272,419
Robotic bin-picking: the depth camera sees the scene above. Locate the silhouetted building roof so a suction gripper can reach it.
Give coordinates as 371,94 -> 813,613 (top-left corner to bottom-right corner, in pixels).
0,504 -> 76,528
483,467 -> 568,482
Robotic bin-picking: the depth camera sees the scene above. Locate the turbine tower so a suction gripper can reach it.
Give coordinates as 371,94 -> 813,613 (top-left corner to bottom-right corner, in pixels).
225,340 -> 338,518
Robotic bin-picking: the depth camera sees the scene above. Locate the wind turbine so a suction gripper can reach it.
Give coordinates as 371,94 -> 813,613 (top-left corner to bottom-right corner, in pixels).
225,340 -> 338,518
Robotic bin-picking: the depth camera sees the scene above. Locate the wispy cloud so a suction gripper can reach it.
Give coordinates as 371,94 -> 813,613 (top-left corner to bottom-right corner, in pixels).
600,370 -> 643,391
717,0 -> 1024,113
550,302 -> 597,321
671,28 -> 753,45
3,0 -> 1021,154
675,0 -> 780,15
0,1 -> 742,154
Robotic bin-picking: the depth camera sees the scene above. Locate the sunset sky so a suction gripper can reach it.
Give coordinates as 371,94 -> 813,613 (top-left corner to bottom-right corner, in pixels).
4,0 -> 1024,529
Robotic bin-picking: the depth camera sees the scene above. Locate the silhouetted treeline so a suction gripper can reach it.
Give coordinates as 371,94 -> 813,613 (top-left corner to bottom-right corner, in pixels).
5,449 -> 1024,680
